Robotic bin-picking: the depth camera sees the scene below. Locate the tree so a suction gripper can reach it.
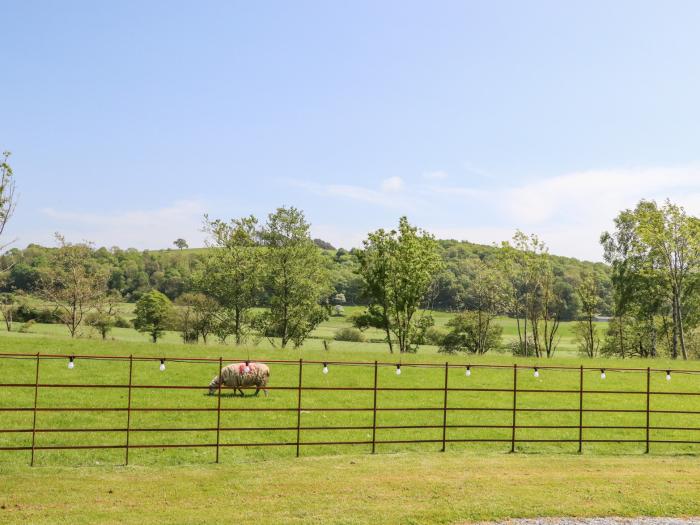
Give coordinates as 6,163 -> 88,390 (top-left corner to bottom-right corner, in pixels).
134,290 -> 173,342
173,238 -> 188,250
451,259 -> 506,354
0,292 -> 15,331
498,231 -> 549,356
357,217 -> 444,353
195,215 -> 262,345
86,290 -> 121,340
175,292 -> 220,344
0,151 -> 17,251
439,311 -> 503,354
39,235 -> 108,337
256,206 -> 331,348
356,228 -> 395,352
575,273 -> 600,357
602,200 -> 700,360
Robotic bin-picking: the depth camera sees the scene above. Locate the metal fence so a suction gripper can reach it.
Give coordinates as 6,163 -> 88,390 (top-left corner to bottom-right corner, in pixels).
1,351 -> 700,466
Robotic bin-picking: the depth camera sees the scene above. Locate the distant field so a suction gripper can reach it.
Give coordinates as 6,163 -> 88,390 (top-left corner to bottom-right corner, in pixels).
14,303 -> 606,356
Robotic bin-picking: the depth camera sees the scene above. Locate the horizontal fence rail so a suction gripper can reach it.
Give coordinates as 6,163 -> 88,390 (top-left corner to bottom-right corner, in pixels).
1,352 -> 700,465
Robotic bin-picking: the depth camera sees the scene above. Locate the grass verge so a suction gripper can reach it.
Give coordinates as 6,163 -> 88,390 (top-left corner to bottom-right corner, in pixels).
2,451 -> 699,524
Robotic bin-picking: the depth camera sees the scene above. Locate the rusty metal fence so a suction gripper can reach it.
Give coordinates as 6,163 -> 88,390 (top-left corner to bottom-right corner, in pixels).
1,351 -> 700,466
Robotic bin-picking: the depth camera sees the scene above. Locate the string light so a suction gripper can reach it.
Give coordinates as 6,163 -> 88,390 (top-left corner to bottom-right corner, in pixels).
533,367 -> 540,378
600,369 -> 606,380
395,364 -> 401,376
244,361 -> 251,374
159,359 -> 166,372
465,365 -> 471,377
322,362 -> 329,374
666,370 -> 671,381
67,356 -> 74,370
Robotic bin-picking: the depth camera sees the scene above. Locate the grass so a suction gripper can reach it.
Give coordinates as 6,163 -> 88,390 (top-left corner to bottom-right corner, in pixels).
2,453 -> 700,524
0,330 -> 699,467
16,303 -> 606,356
1,323 -> 699,523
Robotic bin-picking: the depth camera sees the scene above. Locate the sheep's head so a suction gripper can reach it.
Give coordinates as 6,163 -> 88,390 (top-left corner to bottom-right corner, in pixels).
208,377 -> 219,395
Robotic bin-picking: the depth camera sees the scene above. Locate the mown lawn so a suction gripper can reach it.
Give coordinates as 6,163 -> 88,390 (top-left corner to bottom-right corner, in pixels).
1,453 -> 700,524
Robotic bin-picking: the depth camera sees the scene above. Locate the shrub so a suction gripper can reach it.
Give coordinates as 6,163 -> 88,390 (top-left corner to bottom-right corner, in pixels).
19,320 -> 36,333
424,326 -> 447,346
439,311 -> 502,354
14,304 -> 58,324
334,327 -> 365,342
114,316 -> 132,329
509,337 -> 536,356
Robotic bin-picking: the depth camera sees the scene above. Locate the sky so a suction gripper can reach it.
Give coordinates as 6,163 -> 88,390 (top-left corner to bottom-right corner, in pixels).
4,1 -> 700,261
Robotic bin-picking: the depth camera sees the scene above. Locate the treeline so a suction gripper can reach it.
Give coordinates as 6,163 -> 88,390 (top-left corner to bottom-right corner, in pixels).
0,232 -> 611,318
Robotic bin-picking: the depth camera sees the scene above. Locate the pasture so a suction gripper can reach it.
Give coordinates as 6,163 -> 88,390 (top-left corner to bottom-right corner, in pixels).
0,329 -> 699,468
2,328 -> 700,524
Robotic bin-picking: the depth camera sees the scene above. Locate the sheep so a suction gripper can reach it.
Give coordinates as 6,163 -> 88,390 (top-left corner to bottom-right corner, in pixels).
208,362 -> 270,397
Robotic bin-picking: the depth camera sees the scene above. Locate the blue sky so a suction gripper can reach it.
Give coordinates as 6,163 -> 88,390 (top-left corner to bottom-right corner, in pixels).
4,1 -> 700,260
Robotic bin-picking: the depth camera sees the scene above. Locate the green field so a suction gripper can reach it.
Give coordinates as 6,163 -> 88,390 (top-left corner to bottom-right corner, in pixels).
2,318 -> 700,524
13,304 -> 605,356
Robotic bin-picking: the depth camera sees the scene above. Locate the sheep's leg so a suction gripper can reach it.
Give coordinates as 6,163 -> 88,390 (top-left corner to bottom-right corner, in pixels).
237,388 -> 245,397
263,388 -> 269,397
254,387 -> 260,397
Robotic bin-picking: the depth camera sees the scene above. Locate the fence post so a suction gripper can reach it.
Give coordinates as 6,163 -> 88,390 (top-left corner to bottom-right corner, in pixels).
578,365 -> 584,453
125,354 -> 133,465
441,361 -> 449,452
645,366 -> 651,454
215,357 -> 222,463
510,364 -> 517,453
296,358 -> 303,458
371,360 -> 378,454
30,352 -> 40,467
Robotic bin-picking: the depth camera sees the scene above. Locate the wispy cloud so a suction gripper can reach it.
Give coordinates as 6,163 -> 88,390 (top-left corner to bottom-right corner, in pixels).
289,177 -> 417,208
40,200 -> 207,248
290,164 -> 700,260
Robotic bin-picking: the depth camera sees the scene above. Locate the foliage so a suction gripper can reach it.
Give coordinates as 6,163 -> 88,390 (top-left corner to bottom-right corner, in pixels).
173,238 -> 188,250
0,235 -> 611,319
334,327 -> 365,342
357,217 -> 444,353
194,215 -> 262,345
133,290 -> 173,342
38,235 -> 109,337
575,273 -> 601,357
602,199 -> 700,359
86,291 -> 122,340
256,206 -> 331,348
439,311 -> 503,354
0,151 -> 17,250
174,292 -> 220,344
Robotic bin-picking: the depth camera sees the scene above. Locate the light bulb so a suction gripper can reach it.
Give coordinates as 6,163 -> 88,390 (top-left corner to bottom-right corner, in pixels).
396,365 -> 401,376
533,368 -> 539,378
159,359 -> 166,372
600,369 -> 606,380
68,357 -> 74,370
322,363 -> 329,374
666,371 -> 671,381
465,366 -> 471,377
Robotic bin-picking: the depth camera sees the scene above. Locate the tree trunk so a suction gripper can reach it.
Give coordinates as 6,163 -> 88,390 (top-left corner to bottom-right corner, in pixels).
671,292 -> 679,359
676,294 -> 688,360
